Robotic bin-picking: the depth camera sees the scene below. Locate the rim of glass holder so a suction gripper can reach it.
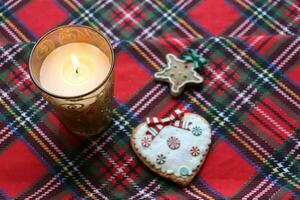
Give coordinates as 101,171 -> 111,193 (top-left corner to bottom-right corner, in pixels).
29,24 -> 115,100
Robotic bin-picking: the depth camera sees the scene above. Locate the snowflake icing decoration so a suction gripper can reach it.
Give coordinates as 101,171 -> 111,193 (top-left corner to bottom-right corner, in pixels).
192,126 -> 202,136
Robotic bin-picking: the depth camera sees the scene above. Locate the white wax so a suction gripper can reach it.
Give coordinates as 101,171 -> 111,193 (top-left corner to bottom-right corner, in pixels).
40,43 -> 110,97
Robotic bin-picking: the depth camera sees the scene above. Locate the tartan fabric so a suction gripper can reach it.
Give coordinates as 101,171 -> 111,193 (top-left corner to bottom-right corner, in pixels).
0,0 -> 299,199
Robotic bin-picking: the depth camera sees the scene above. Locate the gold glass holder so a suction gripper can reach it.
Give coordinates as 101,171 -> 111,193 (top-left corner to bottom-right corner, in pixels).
29,25 -> 115,136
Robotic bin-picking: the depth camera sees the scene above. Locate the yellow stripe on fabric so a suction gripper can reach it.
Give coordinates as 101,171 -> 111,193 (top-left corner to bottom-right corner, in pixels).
64,0 -> 78,10
235,0 -> 283,33
64,0 -> 97,28
231,132 -> 266,162
190,184 -> 215,200
179,19 -> 202,38
265,161 -> 300,189
0,98 -> 98,200
6,20 -> 30,42
225,39 -> 300,102
0,12 -> 29,42
114,110 -> 135,130
131,43 -> 160,70
278,82 -> 300,102
157,2 -> 202,38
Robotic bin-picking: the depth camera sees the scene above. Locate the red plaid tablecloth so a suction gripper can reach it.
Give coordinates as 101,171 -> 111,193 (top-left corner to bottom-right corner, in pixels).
0,0 -> 299,199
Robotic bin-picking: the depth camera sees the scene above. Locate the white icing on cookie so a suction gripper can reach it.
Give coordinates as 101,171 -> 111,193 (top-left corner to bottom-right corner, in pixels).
134,113 -> 211,177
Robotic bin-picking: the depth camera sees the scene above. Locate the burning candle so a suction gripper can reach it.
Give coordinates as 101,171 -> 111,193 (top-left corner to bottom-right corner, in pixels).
40,43 -> 110,97
29,25 -> 115,136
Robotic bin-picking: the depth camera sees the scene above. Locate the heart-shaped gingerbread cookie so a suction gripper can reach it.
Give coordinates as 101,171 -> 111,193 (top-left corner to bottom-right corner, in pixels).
130,110 -> 211,186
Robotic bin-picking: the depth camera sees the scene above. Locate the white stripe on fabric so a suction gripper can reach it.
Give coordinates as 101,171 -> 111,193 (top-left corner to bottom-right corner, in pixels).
110,1 -> 147,31
229,0 -> 281,37
137,0 -> 194,40
243,0 -> 294,35
69,0 -> 119,41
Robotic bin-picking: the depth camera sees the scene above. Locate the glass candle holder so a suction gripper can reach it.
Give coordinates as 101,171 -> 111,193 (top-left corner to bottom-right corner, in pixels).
29,25 -> 115,136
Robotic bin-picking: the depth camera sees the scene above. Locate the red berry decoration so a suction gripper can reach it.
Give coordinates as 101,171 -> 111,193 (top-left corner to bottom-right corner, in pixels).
190,146 -> 200,156
167,136 -> 180,150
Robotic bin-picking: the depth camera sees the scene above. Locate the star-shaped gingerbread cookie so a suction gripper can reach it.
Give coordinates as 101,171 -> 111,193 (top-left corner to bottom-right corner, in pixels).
154,54 -> 204,96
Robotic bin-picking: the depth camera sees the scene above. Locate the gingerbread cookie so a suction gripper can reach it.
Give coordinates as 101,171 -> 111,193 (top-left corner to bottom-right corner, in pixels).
154,50 -> 205,97
130,109 -> 211,186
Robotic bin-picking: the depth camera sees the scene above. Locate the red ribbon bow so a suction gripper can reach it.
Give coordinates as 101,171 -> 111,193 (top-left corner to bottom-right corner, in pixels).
145,109 -> 192,139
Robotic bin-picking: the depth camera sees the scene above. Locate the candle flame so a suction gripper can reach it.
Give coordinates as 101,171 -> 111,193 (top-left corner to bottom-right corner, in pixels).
71,54 -> 80,74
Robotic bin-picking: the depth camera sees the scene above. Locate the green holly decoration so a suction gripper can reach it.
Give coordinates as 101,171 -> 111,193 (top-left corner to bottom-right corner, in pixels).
181,48 -> 206,73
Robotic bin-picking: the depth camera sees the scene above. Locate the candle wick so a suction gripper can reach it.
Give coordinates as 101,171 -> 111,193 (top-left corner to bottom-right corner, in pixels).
71,54 -> 80,75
